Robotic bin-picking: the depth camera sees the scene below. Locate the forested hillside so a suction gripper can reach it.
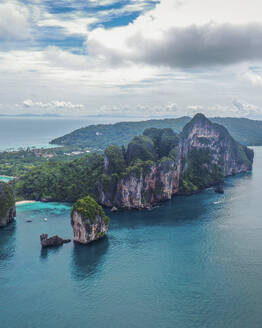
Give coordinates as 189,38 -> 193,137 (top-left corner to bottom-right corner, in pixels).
51,116 -> 262,149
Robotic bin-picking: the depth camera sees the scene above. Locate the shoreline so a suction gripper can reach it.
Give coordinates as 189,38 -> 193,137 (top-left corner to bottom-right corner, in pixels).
16,200 -> 37,205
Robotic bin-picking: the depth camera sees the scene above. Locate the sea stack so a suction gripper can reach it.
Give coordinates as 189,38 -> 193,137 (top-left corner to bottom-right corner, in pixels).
0,182 -> 16,228
40,234 -> 71,247
71,196 -> 109,244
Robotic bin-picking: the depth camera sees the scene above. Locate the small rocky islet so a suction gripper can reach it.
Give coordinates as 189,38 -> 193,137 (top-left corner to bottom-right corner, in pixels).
39,195 -> 109,247
71,196 -> 109,244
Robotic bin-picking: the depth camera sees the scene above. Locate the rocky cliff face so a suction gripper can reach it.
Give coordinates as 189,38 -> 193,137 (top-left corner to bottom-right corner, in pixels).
71,196 -> 109,244
98,113 -> 254,209
179,114 -> 254,193
0,182 -> 16,228
98,157 -> 180,209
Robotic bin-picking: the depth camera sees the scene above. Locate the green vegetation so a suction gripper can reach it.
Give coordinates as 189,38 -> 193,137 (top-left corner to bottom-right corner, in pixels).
0,146 -> 90,177
71,195 -> 109,224
0,182 -> 15,219
179,148 -> 224,193
1,115 -> 260,179
126,135 -> 156,165
104,145 -> 126,174
15,115 -> 254,205
51,117 -> 190,149
143,128 -> 179,159
15,153 -> 104,202
51,116 -> 262,149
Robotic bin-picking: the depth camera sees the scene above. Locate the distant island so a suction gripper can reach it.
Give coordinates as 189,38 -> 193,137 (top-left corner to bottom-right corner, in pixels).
16,114 -> 253,209
51,116 -> 262,149
0,113 -> 62,118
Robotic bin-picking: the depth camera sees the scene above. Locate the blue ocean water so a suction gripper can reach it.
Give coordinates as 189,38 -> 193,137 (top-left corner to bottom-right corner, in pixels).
0,116 -> 138,151
1,148 -> 262,328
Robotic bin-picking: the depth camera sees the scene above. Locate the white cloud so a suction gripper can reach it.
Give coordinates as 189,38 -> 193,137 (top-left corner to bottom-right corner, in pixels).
244,71 -> 262,87
23,99 -> 84,109
1,0 -> 262,118
232,99 -> 261,117
0,1 -> 31,41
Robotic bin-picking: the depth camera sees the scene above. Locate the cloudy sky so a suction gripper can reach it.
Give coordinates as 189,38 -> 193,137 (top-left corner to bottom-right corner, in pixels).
1,0 -> 262,118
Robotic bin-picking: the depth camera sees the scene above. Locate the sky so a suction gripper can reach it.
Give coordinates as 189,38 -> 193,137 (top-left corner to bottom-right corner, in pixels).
1,0 -> 262,118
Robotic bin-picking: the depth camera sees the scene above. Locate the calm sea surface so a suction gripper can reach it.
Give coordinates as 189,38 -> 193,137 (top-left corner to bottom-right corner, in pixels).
1,148 -> 262,328
0,116 -> 137,151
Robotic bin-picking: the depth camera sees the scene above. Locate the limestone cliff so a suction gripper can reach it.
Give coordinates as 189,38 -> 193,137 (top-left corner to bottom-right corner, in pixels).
97,114 -> 253,209
0,182 -> 16,228
179,114 -> 254,193
71,196 -> 109,244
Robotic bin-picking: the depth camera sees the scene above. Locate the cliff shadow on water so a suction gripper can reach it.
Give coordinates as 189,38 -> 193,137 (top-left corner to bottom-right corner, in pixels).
107,190 -> 216,231
40,244 -> 62,260
71,237 -> 109,280
106,165 -> 252,232
0,222 -> 16,265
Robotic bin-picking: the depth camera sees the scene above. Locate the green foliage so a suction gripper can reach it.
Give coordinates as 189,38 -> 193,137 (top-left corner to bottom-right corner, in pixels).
71,195 -> 109,225
126,135 -> 156,165
121,159 -> 154,179
0,146 -> 89,177
100,173 -> 119,193
179,177 -> 199,194
51,115 -> 262,151
179,148 -> 224,193
143,128 -> 179,159
51,117 -> 190,149
15,153 -> 104,202
0,182 -> 15,219
105,145 -> 126,174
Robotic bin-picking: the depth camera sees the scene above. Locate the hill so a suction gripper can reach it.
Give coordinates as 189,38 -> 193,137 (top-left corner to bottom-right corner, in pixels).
51,116 -> 262,149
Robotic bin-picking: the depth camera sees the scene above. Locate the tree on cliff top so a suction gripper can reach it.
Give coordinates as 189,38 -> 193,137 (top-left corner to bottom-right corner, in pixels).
71,195 -> 109,225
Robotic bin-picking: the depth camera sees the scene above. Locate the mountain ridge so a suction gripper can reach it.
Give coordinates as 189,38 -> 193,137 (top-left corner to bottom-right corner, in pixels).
51,116 -> 262,148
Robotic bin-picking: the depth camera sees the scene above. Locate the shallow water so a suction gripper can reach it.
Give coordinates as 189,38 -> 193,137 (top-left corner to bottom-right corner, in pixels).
0,176 -> 13,182
1,148 -> 262,328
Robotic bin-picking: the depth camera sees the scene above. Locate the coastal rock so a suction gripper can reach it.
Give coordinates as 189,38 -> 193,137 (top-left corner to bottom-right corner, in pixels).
0,182 -> 16,228
40,234 -> 71,248
215,184 -> 224,194
71,196 -> 109,244
179,114 -> 253,193
98,113 -> 253,209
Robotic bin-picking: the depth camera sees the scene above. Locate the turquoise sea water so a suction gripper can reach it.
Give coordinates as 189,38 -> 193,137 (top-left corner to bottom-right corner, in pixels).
1,148 -> 262,328
0,176 -> 13,182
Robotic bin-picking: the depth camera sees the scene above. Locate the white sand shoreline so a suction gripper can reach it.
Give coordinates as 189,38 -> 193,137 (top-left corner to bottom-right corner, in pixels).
16,200 -> 37,205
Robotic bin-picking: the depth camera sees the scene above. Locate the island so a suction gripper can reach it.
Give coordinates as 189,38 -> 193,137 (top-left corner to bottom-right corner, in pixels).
15,113 -> 254,209
71,196 -> 110,244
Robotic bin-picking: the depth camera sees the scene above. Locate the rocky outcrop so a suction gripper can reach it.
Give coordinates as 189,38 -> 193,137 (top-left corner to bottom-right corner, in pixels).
0,182 -> 16,228
40,234 -> 71,247
99,157 -> 180,209
71,196 -> 109,244
178,114 -> 254,193
97,113 -> 253,209
215,184 -> 224,194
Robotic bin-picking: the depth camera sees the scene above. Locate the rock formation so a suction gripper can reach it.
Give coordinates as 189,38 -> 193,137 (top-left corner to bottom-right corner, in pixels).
214,184 -> 224,194
40,234 -> 71,247
0,182 -> 16,228
97,113 -> 254,209
71,196 -> 109,244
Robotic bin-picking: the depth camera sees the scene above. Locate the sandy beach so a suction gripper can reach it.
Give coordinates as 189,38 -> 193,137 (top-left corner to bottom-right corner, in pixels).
16,200 -> 37,205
